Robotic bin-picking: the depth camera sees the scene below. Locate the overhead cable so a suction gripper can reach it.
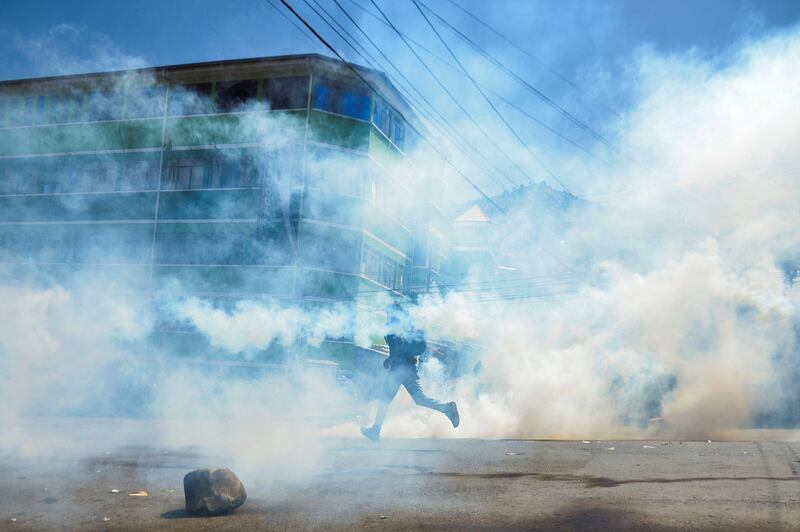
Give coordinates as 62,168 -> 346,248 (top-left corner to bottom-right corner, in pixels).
344,0 -> 608,166
411,0 -> 573,194
311,0 -> 519,190
443,0 -> 621,118
367,0 -> 543,187
416,0 -> 612,148
276,0 -> 507,215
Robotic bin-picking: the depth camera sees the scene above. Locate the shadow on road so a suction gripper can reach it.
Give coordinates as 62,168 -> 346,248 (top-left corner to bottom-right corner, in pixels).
160,509 -> 192,519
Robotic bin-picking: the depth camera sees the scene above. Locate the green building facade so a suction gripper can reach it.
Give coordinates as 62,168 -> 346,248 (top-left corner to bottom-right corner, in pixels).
0,54 -> 449,373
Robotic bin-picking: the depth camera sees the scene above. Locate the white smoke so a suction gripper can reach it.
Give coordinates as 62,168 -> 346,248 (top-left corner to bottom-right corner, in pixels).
0,277 -> 153,454
1,19 -> 799,453
11,23 -> 148,77
375,26 -> 800,441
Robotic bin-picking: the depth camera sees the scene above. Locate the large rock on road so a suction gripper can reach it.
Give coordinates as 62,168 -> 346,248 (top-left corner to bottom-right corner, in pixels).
183,467 -> 247,516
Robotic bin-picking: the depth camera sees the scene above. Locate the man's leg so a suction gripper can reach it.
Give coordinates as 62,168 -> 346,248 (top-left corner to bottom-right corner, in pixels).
362,364 -> 405,441
402,363 -> 460,428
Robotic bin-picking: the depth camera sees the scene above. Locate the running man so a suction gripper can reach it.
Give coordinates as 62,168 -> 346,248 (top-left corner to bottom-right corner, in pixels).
361,303 -> 459,442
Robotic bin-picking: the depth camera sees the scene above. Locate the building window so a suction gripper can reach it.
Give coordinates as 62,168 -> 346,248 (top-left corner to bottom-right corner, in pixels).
86,90 -> 122,121
47,94 -> 64,124
169,83 -> 213,116
427,239 -> 442,272
120,159 -> 159,190
380,258 -> 397,289
368,179 -> 377,203
20,97 -> 36,126
264,76 -> 309,110
395,266 -> 405,290
373,97 -> 406,150
40,180 -> 62,194
215,80 -> 258,113
34,95 -> 47,125
83,164 -> 117,192
342,91 -> 369,119
3,97 -> 22,127
47,93 -> 82,124
361,248 -> 381,281
125,86 -> 166,118
361,248 -> 404,290
165,158 -> 205,190
312,78 -> 370,121
211,155 -> 256,188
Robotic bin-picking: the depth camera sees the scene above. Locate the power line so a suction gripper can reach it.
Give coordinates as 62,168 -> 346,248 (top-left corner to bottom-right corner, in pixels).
266,0 -> 321,47
345,0 -> 573,234
311,0 -> 579,240
310,0 -> 519,190
482,86 -> 611,166
354,271 -> 585,296
329,0 -> 539,190
411,0 -> 573,195
367,0 -> 542,188
416,0 -> 612,148
276,0 -> 507,215
443,0 -> 621,119
275,0 -> 576,273
343,0 -> 609,167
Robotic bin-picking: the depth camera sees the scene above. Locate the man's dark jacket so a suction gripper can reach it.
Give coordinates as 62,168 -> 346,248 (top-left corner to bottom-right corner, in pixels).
385,332 -> 427,366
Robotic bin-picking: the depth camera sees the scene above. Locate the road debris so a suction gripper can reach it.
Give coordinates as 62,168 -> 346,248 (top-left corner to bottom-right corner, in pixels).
10,518 -> 16,523
643,445 -> 655,449
128,491 -> 148,497
581,440 -> 591,444
380,515 -> 388,520
606,447 -> 615,451
102,517 -> 110,522
110,489 -> 119,494
505,452 -> 521,456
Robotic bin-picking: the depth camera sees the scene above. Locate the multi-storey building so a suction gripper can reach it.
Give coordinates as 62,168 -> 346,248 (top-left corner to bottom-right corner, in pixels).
0,54 -> 448,375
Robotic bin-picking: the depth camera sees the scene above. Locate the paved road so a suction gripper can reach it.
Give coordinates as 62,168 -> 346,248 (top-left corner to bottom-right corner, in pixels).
2,423 -> 800,530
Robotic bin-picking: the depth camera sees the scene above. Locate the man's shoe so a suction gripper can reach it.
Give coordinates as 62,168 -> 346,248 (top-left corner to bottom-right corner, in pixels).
445,402 -> 460,428
360,425 -> 381,442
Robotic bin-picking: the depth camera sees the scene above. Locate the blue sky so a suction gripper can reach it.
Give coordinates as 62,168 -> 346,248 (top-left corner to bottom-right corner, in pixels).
2,0 -> 799,82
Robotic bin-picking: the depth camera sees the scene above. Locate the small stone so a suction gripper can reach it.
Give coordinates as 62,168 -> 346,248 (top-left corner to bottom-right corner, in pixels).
102,517 -> 110,522
184,468 -> 247,516
111,489 -> 119,494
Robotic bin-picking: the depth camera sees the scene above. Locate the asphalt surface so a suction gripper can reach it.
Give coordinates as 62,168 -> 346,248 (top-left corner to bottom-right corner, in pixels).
3,421 -> 800,530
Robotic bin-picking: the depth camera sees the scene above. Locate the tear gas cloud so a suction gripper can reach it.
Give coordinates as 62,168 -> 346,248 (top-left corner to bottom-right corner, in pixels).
1,18 -> 799,466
